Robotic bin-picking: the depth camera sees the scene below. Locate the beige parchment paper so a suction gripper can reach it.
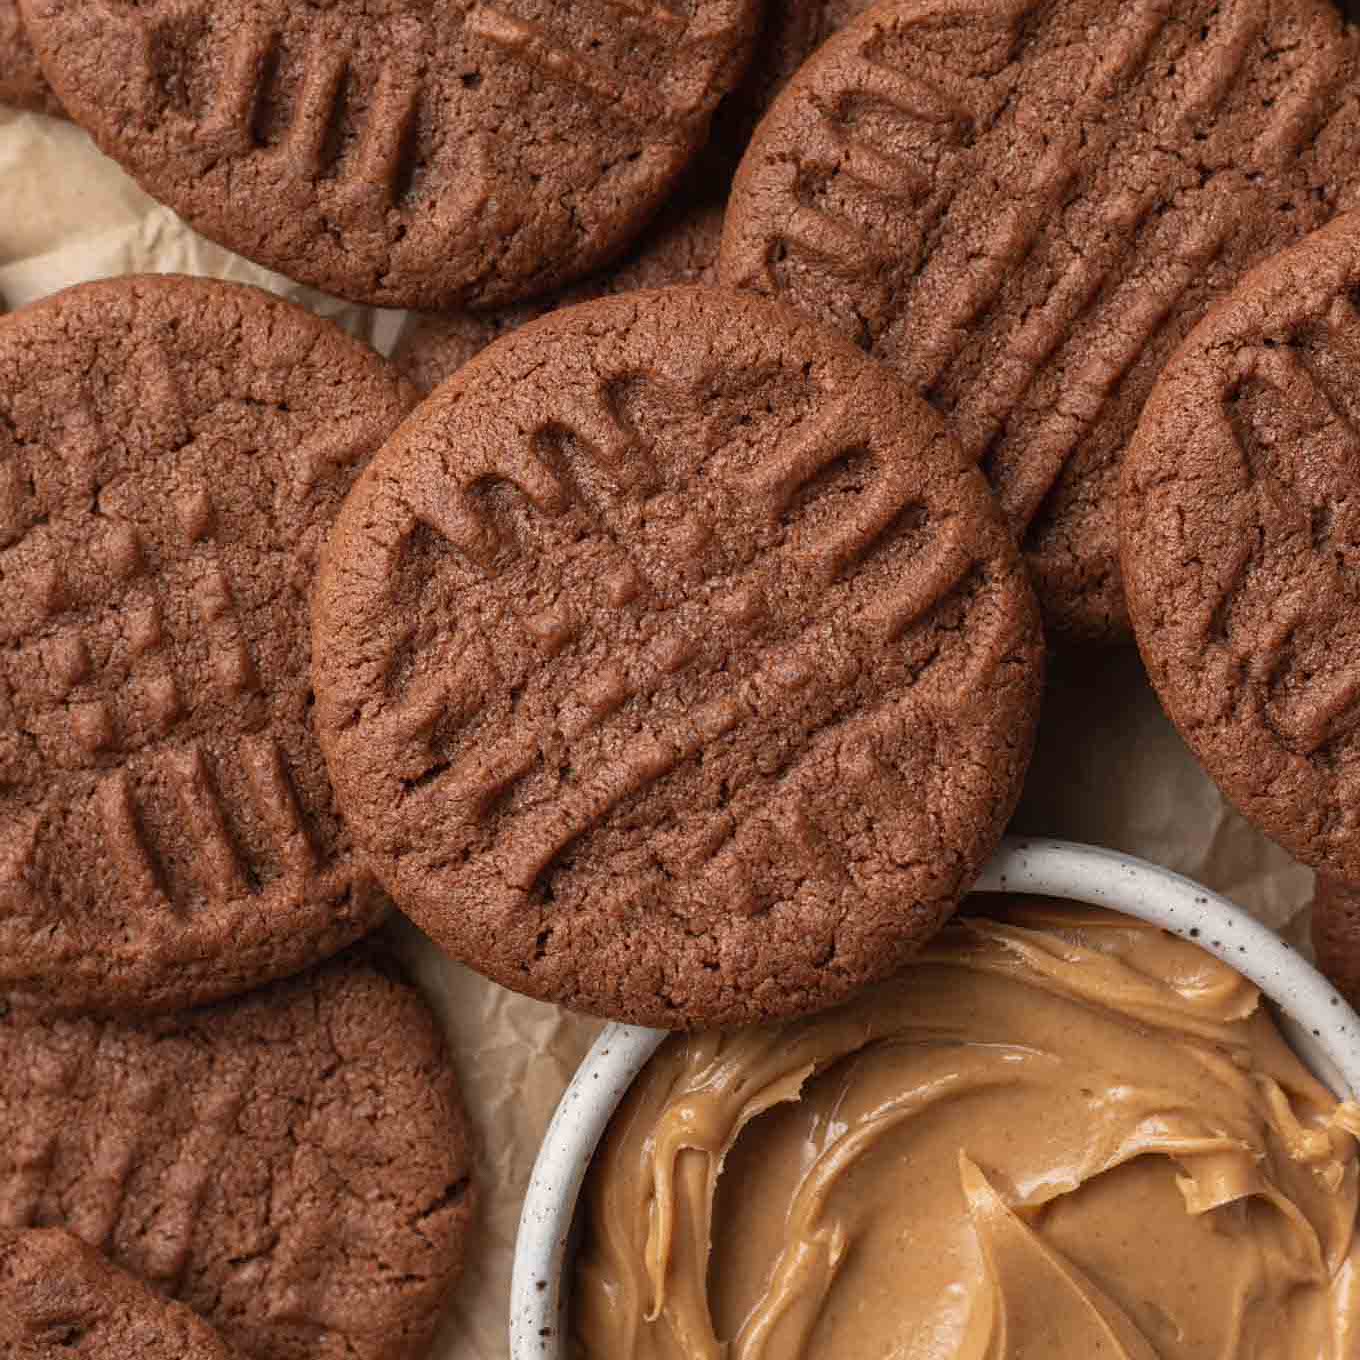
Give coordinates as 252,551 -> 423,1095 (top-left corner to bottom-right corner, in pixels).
0,105 -> 1319,1360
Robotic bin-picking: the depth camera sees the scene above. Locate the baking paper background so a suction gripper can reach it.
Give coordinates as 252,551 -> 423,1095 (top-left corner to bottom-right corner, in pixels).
0,106 -> 1318,1359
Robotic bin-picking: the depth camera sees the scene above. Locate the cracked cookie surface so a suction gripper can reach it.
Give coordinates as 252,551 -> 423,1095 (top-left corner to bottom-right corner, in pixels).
720,0 -> 1360,640
314,286 -> 1044,1028
0,275 -> 416,1014
0,949 -> 475,1360
1123,210 -> 1360,882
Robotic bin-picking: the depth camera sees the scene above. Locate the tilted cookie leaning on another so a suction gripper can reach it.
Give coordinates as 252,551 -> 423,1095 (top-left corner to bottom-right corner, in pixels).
1122,209 -> 1360,1006
721,0 -> 1360,641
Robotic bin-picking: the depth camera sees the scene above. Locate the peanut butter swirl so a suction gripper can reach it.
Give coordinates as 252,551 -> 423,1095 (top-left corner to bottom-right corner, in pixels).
573,900 -> 1360,1359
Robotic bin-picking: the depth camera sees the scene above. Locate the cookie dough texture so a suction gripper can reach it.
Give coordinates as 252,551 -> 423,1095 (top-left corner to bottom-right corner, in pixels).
0,0 -> 61,116
1313,876 -> 1360,1011
0,1228 -> 240,1359
394,194 -> 725,394
720,0 -> 1360,640
0,951 -> 475,1360
314,286 -> 1044,1028
18,0 -> 760,309
0,275 -> 417,1014
1123,211 -> 1360,882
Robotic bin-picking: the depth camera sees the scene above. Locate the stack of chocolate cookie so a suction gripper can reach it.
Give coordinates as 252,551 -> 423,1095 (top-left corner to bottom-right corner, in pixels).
0,4 -> 1038,1347
8,0 -> 1360,1344
0,278 -> 474,1359
0,6 -> 1061,1021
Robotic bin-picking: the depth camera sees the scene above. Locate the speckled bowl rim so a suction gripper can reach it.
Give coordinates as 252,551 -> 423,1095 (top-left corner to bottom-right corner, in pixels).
509,836 -> 1360,1357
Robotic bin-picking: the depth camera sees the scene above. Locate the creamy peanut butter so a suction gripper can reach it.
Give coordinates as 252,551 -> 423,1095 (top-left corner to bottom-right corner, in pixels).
572,899 -> 1360,1359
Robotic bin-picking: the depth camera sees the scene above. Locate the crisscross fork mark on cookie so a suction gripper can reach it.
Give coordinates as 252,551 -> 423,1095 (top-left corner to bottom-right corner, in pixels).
756,51 -> 971,280
98,0 -> 726,220
1197,320 -> 1360,756
722,0 -> 1360,638
0,477 -> 316,930
315,287 -> 1043,1024
136,1078 -> 249,1291
467,5 -> 673,121
0,275 -> 418,1015
0,304 -> 374,943
0,1035 -> 91,1229
21,0 -> 760,308
191,21 -> 479,228
62,1069 -> 167,1250
372,378 -> 986,913
777,0 -> 1314,443
0,338 -> 345,935
0,955 -> 474,1358
900,4 -> 1281,491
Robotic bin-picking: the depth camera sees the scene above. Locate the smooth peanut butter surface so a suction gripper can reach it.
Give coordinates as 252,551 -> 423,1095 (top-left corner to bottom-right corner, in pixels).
572,899 -> 1360,1359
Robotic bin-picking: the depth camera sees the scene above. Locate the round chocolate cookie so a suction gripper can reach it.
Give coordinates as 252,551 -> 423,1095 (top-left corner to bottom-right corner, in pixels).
18,0 -> 759,310
719,0 -> 1360,641
0,275 -> 416,1014
0,1228 -> 239,1359
1123,211 -> 1360,883
394,195 -> 725,394
0,949 -> 475,1360
1312,876 -> 1360,1010
313,287 -> 1044,1028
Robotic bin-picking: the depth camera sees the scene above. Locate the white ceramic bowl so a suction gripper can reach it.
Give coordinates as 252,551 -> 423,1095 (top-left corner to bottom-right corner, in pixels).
508,836 -> 1360,1358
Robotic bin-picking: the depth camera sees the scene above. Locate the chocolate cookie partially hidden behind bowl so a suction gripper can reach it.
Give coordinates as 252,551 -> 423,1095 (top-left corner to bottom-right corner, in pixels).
1312,877 -> 1360,1011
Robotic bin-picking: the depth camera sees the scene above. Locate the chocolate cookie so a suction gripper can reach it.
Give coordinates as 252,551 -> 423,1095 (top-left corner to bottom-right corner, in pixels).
18,0 -> 759,310
0,275 -> 416,1014
0,0 -> 61,117
0,949 -> 475,1360
1122,210 -> 1360,882
1312,876 -> 1360,1010
313,287 -> 1044,1028
394,195 -> 725,394
719,0 -> 1360,641
0,1229 -> 239,1359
